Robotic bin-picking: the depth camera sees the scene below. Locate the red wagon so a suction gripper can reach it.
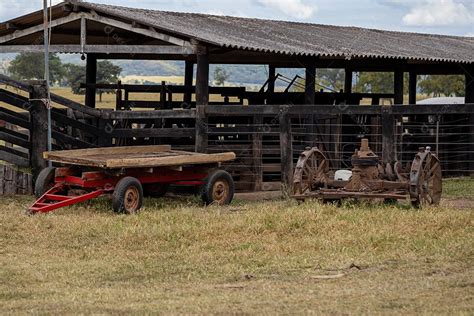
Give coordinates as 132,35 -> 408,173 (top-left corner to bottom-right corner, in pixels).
29,145 -> 236,214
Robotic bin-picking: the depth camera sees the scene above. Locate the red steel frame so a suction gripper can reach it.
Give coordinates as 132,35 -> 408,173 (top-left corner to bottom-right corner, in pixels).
29,166 -> 209,214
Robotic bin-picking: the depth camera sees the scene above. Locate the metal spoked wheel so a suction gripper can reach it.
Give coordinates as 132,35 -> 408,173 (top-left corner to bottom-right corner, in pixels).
409,150 -> 442,207
293,147 -> 330,196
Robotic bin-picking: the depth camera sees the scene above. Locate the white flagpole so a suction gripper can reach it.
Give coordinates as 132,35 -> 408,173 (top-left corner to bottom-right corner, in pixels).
43,0 -> 52,165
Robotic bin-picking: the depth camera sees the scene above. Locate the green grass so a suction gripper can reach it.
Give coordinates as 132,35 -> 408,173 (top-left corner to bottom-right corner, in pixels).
1,190 -> 473,314
443,177 -> 474,200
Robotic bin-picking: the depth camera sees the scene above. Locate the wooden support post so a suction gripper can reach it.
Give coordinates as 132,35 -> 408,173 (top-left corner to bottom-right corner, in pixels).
195,44 -> 209,153
268,65 -> 276,94
465,68 -> 474,175
381,106 -> 395,164
160,81 -> 166,109
184,61 -> 194,106
279,112 -> 293,190
344,68 -> 353,94
305,61 -> 316,105
29,81 -> 48,180
85,54 -> 97,108
80,17 -> 86,55
409,72 -> 417,105
394,70 -> 404,105
252,116 -> 263,191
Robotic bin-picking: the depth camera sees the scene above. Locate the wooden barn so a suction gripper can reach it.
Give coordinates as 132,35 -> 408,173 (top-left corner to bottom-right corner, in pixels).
0,0 -> 473,193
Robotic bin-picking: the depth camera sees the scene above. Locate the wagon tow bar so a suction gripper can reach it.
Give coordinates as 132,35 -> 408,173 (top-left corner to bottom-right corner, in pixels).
28,183 -> 105,214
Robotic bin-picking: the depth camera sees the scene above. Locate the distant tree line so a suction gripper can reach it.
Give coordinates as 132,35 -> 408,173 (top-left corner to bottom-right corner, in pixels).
5,54 -> 465,99
294,69 -> 465,99
7,53 -> 122,101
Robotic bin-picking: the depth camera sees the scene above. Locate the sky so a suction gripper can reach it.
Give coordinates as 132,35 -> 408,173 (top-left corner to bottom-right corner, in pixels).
0,0 -> 472,36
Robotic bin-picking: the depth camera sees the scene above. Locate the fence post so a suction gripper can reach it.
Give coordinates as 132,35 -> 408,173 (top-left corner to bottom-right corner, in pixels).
252,116 -> 263,191
465,68 -> 474,175
280,112 -> 293,191
195,43 -> 209,153
381,106 -> 395,164
29,80 -> 48,180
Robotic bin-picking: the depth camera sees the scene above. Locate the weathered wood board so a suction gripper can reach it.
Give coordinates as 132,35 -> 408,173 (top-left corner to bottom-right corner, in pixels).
43,145 -> 236,169
0,164 -> 33,196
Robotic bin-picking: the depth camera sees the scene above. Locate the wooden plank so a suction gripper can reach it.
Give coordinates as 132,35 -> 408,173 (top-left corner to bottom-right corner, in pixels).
0,74 -> 33,93
184,61 -> 194,106
107,109 -> 196,120
394,71 -> 404,105
381,106 -> 395,164
0,150 -> 30,167
3,165 -> 16,195
279,114 -> 293,189
0,88 -> 32,109
44,145 -> 172,160
345,68 -> 353,94
0,145 -> 29,159
80,17 -> 87,54
52,110 -> 101,136
0,107 -> 30,129
0,13 -> 84,44
111,128 -> 195,138
205,104 -> 474,116
50,92 -> 102,117
52,131 -> 96,149
0,165 -> 4,195
267,65 -> 276,93
409,72 -> 417,105
0,127 -> 29,148
305,60 -> 316,105
105,152 -> 236,169
85,54 -> 97,108
0,45 -> 195,55
252,116 -> 263,191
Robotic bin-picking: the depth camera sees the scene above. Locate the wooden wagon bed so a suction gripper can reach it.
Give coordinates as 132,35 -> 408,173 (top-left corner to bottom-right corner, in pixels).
43,145 -> 236,169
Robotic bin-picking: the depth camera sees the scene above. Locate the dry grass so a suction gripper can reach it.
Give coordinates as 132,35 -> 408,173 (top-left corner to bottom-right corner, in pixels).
1,178 -> 473,314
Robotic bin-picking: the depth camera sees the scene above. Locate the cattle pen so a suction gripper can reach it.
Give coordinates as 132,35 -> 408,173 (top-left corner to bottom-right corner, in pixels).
0,0 -> 473,193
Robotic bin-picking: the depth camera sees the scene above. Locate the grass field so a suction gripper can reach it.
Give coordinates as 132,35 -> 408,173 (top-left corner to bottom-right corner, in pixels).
0,178 -> 473,314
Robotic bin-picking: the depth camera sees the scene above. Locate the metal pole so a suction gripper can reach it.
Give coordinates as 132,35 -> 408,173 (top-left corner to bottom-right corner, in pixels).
43,0 -> 52,166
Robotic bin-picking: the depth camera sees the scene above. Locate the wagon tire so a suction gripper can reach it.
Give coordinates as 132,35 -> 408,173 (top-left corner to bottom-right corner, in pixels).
34,167 -> 56,199
113,177 -> 143,214
201,170 -> 234,205
143,183 -> 169,198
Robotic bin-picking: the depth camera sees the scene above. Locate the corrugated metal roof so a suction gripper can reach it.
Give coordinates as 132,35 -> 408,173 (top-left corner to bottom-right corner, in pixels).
2,1 -> 474,64
76,2 -> 474,64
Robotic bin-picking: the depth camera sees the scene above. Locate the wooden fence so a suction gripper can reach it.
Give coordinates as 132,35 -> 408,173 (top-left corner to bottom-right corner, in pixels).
0,75 -> 473,194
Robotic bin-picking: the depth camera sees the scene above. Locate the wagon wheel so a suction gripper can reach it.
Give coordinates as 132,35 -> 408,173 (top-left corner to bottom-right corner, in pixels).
409,150 -> 442,207
293,147 -> 330,196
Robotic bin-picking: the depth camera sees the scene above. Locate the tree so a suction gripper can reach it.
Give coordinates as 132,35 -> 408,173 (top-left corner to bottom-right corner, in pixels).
317,69 -> 344,91
214,66 -> 229,86
64,61 -> 122,101
418,75 -> 464,97
8,53 -> 65,84
356,72 -> 394,94
64,63 -> 86,94
97,61 -> 122,102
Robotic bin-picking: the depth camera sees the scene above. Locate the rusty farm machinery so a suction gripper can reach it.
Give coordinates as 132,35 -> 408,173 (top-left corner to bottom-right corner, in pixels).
292,139 -> 442,207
